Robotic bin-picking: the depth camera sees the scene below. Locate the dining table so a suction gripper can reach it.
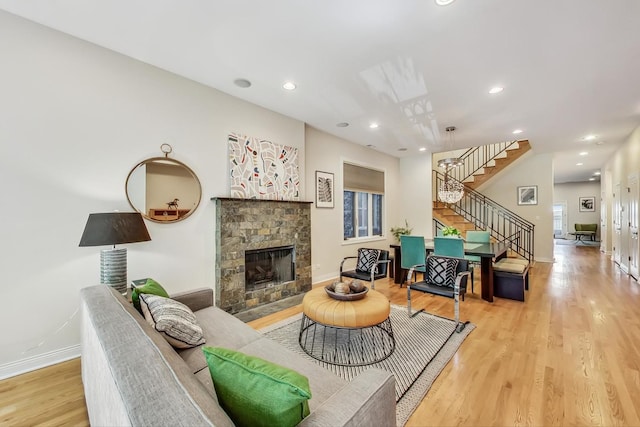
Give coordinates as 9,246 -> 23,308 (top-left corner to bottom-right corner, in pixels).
390,240 -> 509,303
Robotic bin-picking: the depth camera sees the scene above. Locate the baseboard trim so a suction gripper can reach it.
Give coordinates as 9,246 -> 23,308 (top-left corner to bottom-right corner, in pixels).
0,345 -> 81,380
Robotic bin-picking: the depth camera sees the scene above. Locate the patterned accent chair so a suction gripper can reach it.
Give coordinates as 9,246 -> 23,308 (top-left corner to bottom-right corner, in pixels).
406,254 -> 471,333
340,248 -> 390,290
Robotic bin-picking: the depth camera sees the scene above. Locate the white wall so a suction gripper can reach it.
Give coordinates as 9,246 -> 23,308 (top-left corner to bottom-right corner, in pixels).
553,182 -> 601,239
305,126 -> 403,283
0,11 -> 305,377
399,156 -> 433,238
602,124 -> 640,262
481,152 -> 555,262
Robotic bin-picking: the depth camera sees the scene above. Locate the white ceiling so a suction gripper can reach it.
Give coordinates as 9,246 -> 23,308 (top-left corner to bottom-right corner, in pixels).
2,0 -> 639,183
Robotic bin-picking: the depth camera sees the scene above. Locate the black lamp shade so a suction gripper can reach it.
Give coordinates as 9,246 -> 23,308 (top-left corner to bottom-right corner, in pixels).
79,212 -> 151,247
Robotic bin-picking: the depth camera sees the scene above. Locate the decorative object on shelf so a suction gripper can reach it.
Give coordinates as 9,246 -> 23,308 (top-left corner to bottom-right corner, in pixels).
228,133 -> 300,200
579,196 -> 595,212
315,170 -> 334,208
325,283 -> 369,301
79,212 -> 151,294
390,219 -> 412,242
437,126 -> 465,204
442,226 -> 461,237
166,198 -> 179,209
126,144 -> 202,223
517,185 -> 538,205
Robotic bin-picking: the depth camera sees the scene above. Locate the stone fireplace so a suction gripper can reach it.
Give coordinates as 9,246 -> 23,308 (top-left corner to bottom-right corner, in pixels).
212,197 -> 312,314
245,245 -> 295,292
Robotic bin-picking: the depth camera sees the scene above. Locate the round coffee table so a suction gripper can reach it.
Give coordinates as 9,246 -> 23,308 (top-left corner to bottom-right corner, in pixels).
298,286 -> 395,366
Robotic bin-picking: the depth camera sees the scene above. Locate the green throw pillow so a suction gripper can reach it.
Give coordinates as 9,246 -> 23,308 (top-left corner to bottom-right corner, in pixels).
202,346 -> 311,427
131,278 -> 169,312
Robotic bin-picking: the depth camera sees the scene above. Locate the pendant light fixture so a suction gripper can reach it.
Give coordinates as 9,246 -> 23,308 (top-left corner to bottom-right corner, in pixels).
437,126 -> 465,204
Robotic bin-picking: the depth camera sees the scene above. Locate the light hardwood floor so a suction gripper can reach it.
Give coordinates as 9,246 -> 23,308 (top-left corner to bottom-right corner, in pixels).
2,244 -> 639,426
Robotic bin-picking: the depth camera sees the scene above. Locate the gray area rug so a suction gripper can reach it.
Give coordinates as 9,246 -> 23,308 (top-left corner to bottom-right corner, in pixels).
260,305 -> 475,426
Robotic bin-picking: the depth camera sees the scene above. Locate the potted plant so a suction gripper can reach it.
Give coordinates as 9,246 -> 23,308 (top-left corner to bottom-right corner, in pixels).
442,226 -> 461,237
390,220 -> 412,242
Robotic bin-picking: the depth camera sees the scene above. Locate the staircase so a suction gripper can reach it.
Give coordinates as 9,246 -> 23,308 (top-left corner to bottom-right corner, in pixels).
433,140 -> 535,262
462,140 -> 531,189
432,202 -> 476,235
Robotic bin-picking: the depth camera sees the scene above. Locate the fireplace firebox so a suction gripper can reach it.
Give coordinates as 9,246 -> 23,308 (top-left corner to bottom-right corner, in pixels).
245,245 -> 295,291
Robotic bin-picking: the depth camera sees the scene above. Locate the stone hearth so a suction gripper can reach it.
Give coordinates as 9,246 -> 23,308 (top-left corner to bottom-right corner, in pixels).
212,197 -> 312,314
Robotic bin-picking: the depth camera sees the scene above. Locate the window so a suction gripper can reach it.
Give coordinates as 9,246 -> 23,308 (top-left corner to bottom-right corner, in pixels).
343,163 -> 384,240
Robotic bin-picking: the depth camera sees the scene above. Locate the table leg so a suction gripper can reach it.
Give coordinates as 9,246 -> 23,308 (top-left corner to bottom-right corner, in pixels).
480,256 -> 494,303
393,246 -> 402,284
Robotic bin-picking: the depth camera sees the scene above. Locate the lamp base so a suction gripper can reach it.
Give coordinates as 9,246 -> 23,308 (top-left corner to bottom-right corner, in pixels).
100,248 -> 127,294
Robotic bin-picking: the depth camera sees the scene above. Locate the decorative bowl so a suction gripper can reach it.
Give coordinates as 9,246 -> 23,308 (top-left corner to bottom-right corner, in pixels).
324,285 -> 369,301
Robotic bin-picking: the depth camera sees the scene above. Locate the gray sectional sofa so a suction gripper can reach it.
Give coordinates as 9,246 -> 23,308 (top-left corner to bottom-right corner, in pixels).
80,285 -> 396,426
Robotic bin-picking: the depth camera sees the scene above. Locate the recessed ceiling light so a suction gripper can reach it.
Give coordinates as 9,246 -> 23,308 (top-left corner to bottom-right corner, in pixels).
234,78 -> 252,88
576,163 -> 583,166
282,81 -> 296,91
419,147 -> 427,152
435,0 -> 455,5
366,144 -> 375,148
594,171 -> 601,176
369,123 -> 379,129
589,178 -> 596,181
489,87 -> 504,94
583,134 -> 597,141
336,122 -> 349,128
398,148 -> 408,152
579,151 -> 588,156
595,141 -> 605,145
512,129 -> 523,134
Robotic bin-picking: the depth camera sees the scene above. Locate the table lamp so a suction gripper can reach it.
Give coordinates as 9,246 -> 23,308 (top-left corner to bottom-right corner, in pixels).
79,212 -> 151,294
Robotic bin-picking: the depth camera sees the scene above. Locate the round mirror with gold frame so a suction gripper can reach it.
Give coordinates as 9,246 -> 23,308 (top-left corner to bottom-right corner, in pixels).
126,146 -> 202,223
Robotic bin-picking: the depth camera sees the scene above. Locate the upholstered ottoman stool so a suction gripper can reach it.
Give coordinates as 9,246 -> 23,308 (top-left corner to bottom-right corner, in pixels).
493,258 -> 530,302
298,287 -> 395,366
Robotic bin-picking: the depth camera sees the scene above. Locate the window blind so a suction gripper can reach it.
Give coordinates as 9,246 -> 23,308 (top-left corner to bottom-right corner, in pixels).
343,163 -> 384,193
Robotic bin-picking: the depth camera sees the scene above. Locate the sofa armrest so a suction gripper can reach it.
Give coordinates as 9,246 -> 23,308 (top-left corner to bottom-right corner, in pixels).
299,368 -> 396,427
170,287 -> 214,312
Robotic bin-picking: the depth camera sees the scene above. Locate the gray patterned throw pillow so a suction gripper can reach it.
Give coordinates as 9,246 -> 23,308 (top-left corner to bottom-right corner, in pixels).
139,294 -> 205,349
356,248 -> 380,273
427,256 -> 459,288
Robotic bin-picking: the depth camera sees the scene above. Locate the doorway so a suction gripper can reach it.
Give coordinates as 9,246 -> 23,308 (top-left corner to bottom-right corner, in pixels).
629,175 -> 639,280
553,202 -> 567,238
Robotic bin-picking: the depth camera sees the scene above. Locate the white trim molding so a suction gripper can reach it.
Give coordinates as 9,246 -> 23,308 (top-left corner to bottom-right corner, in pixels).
0,345 -> 80,380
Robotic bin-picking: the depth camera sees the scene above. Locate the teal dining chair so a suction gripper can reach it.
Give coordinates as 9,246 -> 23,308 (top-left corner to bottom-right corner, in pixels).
400,235 -> 426,286
433,236 -> 474,292
433,236 -> 465,257
463,230 -> 490,293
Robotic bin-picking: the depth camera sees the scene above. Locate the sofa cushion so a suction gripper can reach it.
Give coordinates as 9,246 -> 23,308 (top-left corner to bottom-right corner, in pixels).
132,278 -> 170,312
178,305 -> 263,373
140,294 -> 205,349
236,337 -> 346,412
81,285 -> 235,427
427,256 -> 459,288
203,346 -> 311,427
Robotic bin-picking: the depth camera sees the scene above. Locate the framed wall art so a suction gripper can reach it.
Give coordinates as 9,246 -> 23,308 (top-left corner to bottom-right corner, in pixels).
228,133 -> 300,200
579,196 -> 595,212
315,171 -> 334,208
517,185 -> 538,205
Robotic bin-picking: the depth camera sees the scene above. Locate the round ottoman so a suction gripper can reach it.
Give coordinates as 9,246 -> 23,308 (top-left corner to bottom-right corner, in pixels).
298,287 -> 395,366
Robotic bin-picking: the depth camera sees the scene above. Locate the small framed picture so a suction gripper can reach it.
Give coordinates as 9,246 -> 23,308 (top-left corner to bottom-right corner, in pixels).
579,196 -> 595,212
517,185 -> 538,205
315,171 -> 334,208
